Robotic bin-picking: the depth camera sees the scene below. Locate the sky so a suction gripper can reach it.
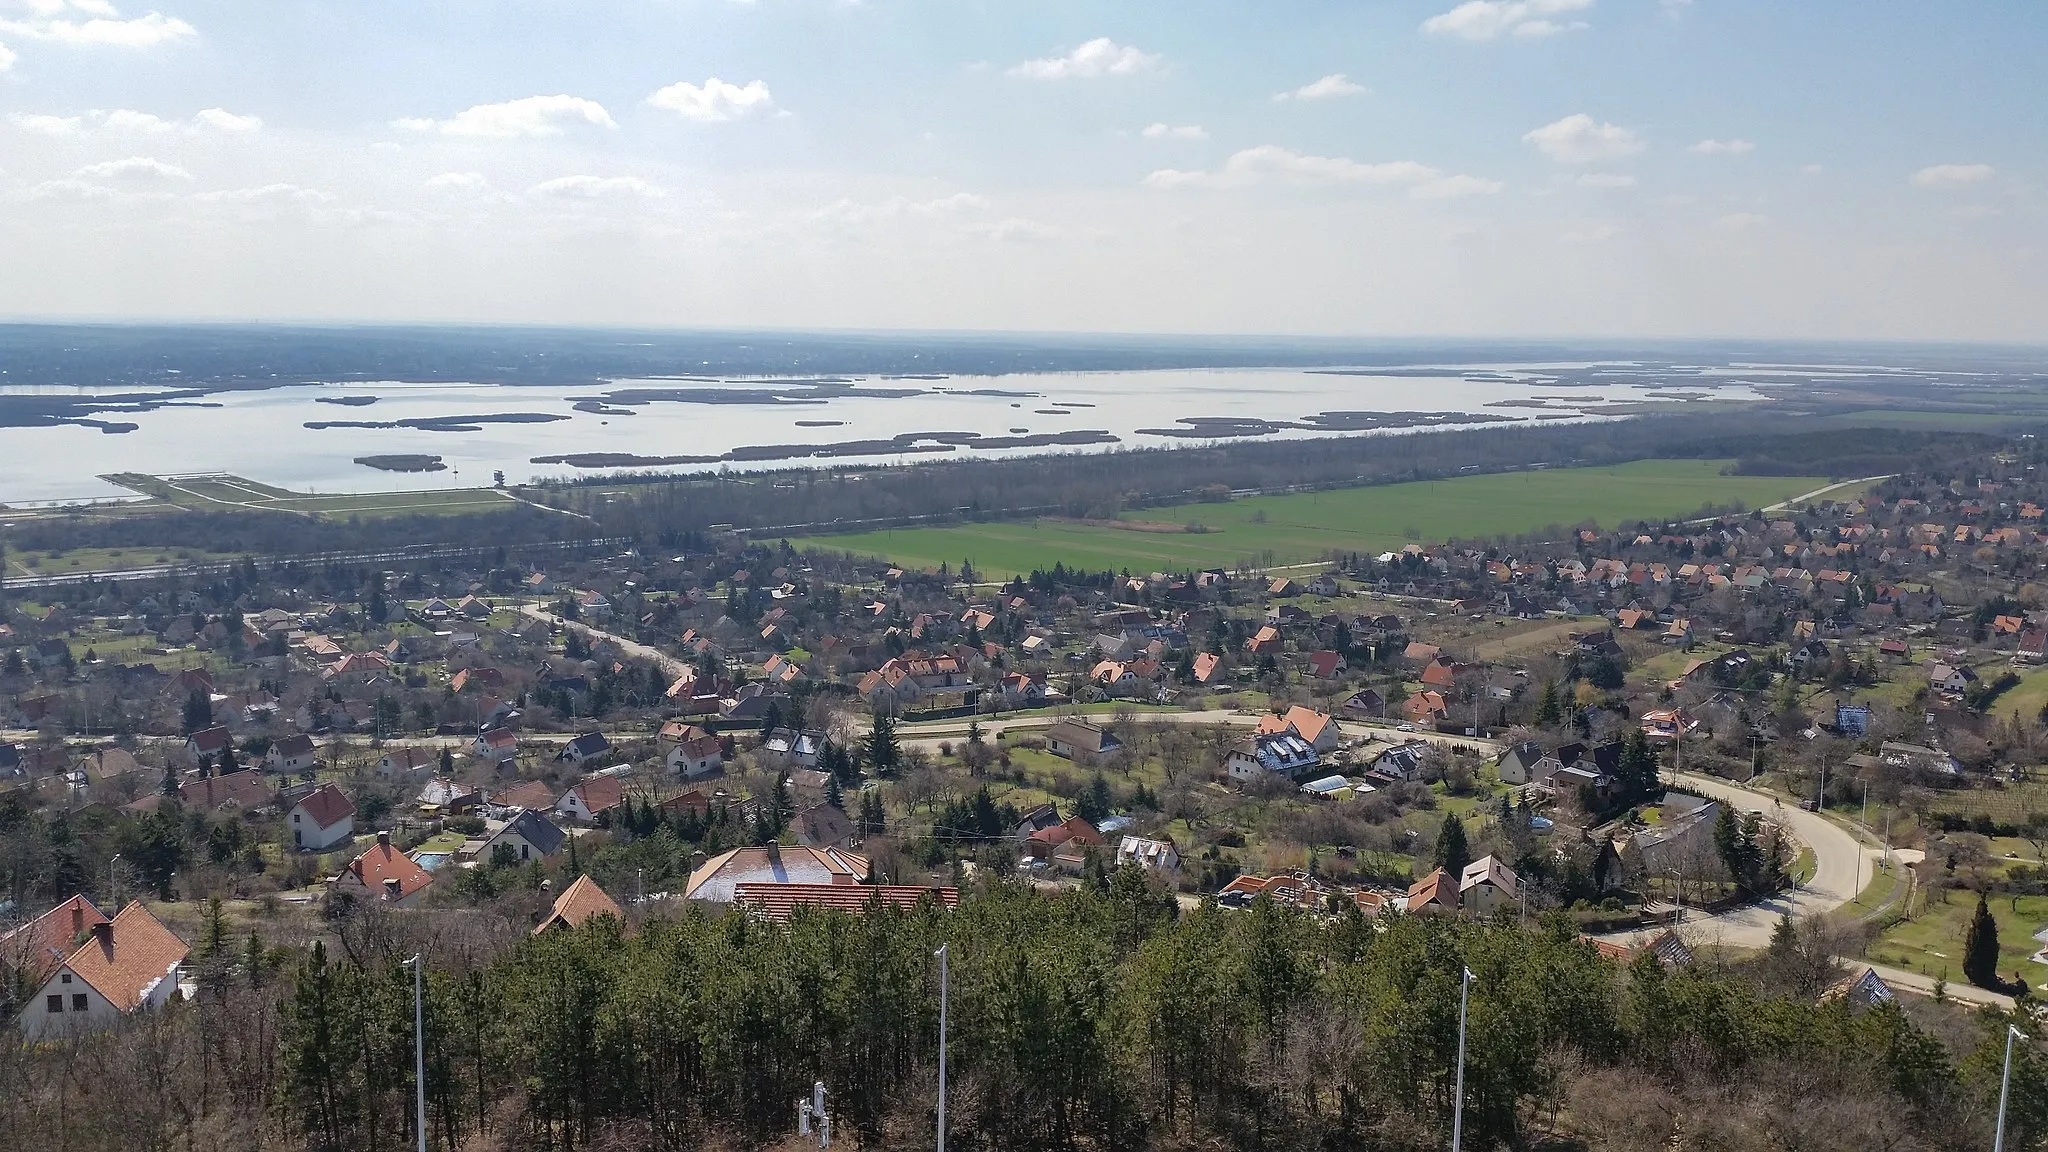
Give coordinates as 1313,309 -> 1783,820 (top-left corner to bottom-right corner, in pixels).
0,0 -> 2043,340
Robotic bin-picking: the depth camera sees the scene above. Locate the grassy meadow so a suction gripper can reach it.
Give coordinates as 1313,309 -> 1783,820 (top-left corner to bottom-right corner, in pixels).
794,459 -> 1844,576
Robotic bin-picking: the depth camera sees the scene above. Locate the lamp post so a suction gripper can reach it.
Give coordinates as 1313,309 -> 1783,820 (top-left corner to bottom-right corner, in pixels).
1996,1024 -> 2028,1152
407,953 -> 427,1152
108,853 -> 121,906
936,943 -> 949,1152
1451,966 -> 1473,1152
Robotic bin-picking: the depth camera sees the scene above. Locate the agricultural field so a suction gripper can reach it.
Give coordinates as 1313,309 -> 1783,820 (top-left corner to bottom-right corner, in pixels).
794,460 -> 1849,576
101,472 -> 521,520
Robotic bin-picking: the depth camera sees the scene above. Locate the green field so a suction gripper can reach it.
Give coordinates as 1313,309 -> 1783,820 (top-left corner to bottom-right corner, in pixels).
100,473 -> 521,520
1868,889 -> 2048,979
794,460 -> 1844,575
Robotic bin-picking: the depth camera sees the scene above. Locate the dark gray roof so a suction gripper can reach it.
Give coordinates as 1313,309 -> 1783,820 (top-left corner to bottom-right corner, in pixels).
499,809 -> 566,856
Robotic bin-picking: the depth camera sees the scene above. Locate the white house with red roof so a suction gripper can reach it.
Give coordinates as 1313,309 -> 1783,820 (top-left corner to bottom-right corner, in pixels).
17,901 -> 188,1041
288,783 -> 357,851
329,831 -> 434,908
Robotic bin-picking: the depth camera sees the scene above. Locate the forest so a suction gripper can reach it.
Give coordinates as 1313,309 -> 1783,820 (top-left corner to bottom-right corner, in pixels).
3,873 -> 2043,1152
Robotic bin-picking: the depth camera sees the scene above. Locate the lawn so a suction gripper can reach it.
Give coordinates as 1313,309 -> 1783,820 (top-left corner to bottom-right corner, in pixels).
793,460 -> 1839,576
1867,888 -> 2048,980
100,472 -> 520,521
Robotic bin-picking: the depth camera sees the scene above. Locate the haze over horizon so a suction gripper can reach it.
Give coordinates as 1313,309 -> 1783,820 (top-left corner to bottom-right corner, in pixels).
0,0 -> 2042,341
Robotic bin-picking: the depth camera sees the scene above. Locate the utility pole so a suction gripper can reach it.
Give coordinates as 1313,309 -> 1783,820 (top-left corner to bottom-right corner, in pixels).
108,853 -> 121,906
1996,1024 -> 2028,1152
408,954 -> 427,1152
1451,966 -> 1474,1152
936,943 -> 949,1152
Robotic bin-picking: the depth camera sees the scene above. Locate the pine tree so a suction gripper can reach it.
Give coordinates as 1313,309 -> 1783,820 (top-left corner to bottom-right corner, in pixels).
183,687 -> 213,734
1435,813 -> 1471,878
865,711 -> 900,778
1534,681 -> 1562,728
825,773 -> 844,811
1964,893 -> 2003,989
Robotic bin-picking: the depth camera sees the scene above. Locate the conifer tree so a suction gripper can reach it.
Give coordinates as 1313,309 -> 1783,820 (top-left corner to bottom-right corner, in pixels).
1435,812 -> 1471,878
1964,893 -> 2002,989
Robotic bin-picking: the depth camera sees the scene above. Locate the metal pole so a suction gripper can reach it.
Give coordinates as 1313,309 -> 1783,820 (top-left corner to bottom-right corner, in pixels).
936,944 -> 949,1152
411,953 -> 427,1152
1996,1025 -> 2026,1152
1451,966 -> 1473,1152
109,854 -> 121,906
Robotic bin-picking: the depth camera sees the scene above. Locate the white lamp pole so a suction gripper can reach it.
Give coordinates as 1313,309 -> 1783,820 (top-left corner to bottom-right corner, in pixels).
1996,1024 -> 2028,1152
409,953 -> 427,1152
1451,965 -> 1473,1152
936,943 -> 949,1152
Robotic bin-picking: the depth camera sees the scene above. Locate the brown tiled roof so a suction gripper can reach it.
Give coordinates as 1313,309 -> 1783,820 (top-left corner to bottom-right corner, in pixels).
341,840 -> 433,902
569,775 -> 626,814
492,779 -> 556,810
294,783 -> 356,828
731,883 -> 956,922
62,901 -> 189,1011
534,875 -> 625,933
684,845 -> 869,903
0,895 -> 108,986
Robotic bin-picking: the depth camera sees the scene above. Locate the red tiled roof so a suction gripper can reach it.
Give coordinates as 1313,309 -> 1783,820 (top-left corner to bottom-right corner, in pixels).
62,901 -> 189,1011
535,875 -> 625,933
0,895 -> 108,987
492,779 -> 556,810
294,783 -> 356,828
731,883 -> 957,922
342,840 -> 433,902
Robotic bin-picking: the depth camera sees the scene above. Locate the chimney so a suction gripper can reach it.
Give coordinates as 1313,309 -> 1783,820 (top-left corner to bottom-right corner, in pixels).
71,904 -> 84,936
91,921 -> 112,949
377,829 -> 391,848
383,878 -> 402,898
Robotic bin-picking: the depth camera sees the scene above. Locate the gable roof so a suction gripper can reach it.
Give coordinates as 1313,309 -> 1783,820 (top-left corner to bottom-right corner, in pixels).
340,840 -> 434,902
273,733 -> 318,759
1406,868 -> 1455,909
59,901 -> 189,1011
683,845 -> 870,903
567,775 -> 626,814
492,809 -> 568,856
491,779 -> 557,811
534,875 -> 625,933
293,783 -> 356,828
0,895 -> 108,987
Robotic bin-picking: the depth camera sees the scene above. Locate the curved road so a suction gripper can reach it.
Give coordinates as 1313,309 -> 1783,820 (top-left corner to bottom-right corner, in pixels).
1606,772 -> 2010,1007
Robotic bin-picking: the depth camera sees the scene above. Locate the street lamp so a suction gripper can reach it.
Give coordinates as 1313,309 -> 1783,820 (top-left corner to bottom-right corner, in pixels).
935,943 -> 949,1152
108,853 -> 121,906
1451,965 -> 1474,1152
1996,1024 -> 2028,1152
407,954 -> 427,1152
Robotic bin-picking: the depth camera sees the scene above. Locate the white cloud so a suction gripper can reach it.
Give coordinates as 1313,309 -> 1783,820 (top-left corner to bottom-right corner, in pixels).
1523,113 -> 1643,164
1422,0 -> 1592,41
1911,163 -> 1994,190
1141,122 -> 1206,141
10,111 -> 83,134
529,174 -> 664,199
193,107 -> 262,132
424,171 -> 492,191
1575,172 -> 1636,188
1689,138 -> 1754,155
8,106 -> 260,135
1275,73 -> 1365,102
1144,144 -> 1500,199
646,77 -> 776,122
395,95 -> 616,139
193,183 -> 333,205
0,40 -> 16,71
967,217 -> 1062,243
74,155 -> 190,183
1009,37 -> 1159,79
0,3 -> 196,47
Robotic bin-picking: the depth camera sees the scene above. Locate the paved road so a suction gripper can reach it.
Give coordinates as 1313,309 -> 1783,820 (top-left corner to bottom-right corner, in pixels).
897,708 -> 1503,757
519,604 -> 690,680
1600,772 -> 2013,1007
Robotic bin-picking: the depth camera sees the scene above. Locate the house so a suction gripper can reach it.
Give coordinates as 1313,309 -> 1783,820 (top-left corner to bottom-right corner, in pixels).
1044,719 -> 1122,763
1025,816 -> 1105,863
477,809 -> 567,864
1401,690 -> 1449,727
184,726 -> 233,765
534,875 -> 625,933
1401,642 -> 1441,668
556,775 -> 627,823
1255,705 -> 1341,753
1459,856 -> 1520,915
1618,800 -> 1726,886
1117,835 -> 1180,875
1225,731 -> 1321,782
153,769 -> 275,814
488,779 -> 557,815
682,845 -> 870,904
667,733 -> 726,778
16,901 -> 188,1041
1306,573 -> 1341,597
1370,740 -> 1433,782
377,746 -> 438,780
1406,869 -> 1457,915
761,728 -> 824,767
1339,688 -> 1386,718
555,731 -> 613,767
1495,741 -> 1562,787
474,727 -> 519,763
0,895 -> 109,992
450,666 -> 504,694
1820,967 -> 1896,1009
288,784 -> 357,852
1190,652 -> 1225,688
416,776 -> 481,813
267,733 -> 319,775
1001,671 -> 1049,706
1928,662 -> 1978,694
1245,626 -> 1283,655
794,803 -> 857,849
1306,650 -> 1347,679
1011,803 -> 1063,840
329,832 -> 434,908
